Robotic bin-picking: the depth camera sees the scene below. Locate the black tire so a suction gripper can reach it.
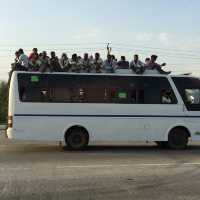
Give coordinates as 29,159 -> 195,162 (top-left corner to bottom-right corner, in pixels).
168,128 -> 189,150
156,141 -> 168,149
65,128 -> 89,150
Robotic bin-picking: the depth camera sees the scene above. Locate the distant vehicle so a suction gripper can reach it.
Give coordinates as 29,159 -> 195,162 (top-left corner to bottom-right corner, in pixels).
7,71 -> 200,150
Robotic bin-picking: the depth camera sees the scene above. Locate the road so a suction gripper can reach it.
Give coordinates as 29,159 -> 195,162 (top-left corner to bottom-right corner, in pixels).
0,135 -> 200,199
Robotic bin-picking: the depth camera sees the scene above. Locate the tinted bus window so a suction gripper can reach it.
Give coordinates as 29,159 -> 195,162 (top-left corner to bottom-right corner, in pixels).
18,74 -> 176,105
173,77 -> 200,111
48,74 -> 108,103
106,76 -> 138,104
18,74 -> 49,102
139,77 -> 177,104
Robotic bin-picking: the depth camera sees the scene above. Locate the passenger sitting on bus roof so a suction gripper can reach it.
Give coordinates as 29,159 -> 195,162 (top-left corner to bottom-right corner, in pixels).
145,57 -> 150,66
38,51 -> 51,73
146,55 -> 171,75
29,48 -> 39,60
93,53 -> 103,73
49,51 -> 62,72
117,56 -> 129,69
9,51 -> 22,84
81,53 -> 92,73
18,49 -> 29,70
130,54 -> 145,74
70,54 -> 82,73
14,51 -> 20,63
28,53 -> 40,72
60,53 -> 70,72
78,56 -> 82,63
161,89 -> 172,104
111,55 -> 118,69
10,51 -> 20,71
103,54 -> 115,73
89,55 -> 94,71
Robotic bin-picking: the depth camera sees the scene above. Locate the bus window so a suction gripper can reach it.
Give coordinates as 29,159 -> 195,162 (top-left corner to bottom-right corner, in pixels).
18,74 -> 49,102
139,77 -> 177,104
185,89 -> 200,105
173,77 -> 200,111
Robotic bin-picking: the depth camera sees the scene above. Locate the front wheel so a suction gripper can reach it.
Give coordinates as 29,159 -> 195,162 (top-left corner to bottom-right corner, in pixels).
168,128 -> 189,150
65,128 -> 89,150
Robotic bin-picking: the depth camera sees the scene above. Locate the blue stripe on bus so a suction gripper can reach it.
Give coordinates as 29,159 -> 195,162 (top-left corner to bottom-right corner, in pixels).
14,114 -> 200,118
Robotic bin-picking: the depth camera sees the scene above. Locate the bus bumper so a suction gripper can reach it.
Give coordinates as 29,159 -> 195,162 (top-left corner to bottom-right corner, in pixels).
6,128 -> 13,139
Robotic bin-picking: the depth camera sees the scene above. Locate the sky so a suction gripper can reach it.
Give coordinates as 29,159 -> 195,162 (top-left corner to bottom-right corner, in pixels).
0,0 -> 200,80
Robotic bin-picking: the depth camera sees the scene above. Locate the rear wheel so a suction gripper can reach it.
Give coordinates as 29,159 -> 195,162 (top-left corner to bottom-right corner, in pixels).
65,127 -> 89,150
168,128 -> 189,150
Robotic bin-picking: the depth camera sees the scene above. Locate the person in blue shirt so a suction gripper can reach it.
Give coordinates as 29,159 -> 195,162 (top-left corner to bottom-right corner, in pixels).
103,54 -> 115,73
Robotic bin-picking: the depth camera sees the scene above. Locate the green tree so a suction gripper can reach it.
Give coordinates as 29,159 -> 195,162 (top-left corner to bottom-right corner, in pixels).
0,81 -> 8,124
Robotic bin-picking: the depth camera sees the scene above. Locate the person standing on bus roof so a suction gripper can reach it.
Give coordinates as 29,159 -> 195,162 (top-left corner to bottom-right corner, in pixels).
49,51 -> 62,72
18,49 -> 29,70
130,54 -> 145,74
146,55 -> 171,75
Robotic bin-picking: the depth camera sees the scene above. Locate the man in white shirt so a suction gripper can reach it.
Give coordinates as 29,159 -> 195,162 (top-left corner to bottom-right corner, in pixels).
18,49 -> 29,69
130,54 -> 145,74
161,90 -> 172,104
81,53 -> 93,73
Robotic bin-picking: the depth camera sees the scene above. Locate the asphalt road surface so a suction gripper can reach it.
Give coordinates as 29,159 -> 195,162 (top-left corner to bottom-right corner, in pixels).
0,135 -> 200,200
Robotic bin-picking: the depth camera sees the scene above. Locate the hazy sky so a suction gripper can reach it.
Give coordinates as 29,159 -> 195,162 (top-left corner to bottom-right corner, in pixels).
0,0 -> 200,80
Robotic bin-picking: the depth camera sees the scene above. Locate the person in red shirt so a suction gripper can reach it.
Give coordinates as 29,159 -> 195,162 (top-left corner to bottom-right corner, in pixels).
29,48 -> 39,60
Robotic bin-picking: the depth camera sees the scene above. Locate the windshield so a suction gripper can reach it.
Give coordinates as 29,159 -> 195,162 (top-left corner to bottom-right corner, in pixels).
172,77 -> 200,111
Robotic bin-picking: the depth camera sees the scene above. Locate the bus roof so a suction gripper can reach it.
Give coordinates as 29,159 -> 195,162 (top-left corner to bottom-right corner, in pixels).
12,71 -> 197,79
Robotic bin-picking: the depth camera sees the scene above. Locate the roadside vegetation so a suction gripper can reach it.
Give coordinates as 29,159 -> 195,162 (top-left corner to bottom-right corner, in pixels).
0,81 -> 8,124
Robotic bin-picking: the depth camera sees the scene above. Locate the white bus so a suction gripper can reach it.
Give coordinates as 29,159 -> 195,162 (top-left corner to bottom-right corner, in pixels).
7,71 -> 200,150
